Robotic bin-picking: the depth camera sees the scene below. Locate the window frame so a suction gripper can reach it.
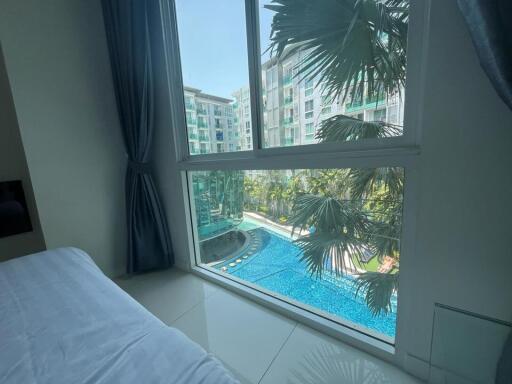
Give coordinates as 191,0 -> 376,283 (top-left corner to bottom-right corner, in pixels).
162,0 -> 431,365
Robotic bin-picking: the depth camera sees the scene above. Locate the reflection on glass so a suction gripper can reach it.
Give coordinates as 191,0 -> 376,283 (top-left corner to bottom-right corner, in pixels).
175,0 -> 252,155
190,168 -> 404,341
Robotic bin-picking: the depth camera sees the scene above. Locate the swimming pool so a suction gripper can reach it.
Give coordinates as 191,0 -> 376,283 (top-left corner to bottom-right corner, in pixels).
213,218 -> 397,339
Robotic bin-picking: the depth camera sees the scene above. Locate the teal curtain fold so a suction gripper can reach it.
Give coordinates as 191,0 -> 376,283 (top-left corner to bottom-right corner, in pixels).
102,0 -> 173,273
457,0 -> 512,110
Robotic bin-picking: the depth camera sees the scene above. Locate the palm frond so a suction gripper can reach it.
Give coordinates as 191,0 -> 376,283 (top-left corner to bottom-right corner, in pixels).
349,167 -> 404,200
288,194 -> 368,235
294,231 -> 364,277
265,0 -> 409,102
316,114 -> 402,142
354,271 -> 399,316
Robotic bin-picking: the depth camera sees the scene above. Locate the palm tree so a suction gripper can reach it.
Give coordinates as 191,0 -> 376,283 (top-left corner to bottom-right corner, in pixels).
266,0 -> 408,316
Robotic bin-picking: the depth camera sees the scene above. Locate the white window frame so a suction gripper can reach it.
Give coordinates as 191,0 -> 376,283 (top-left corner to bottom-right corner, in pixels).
161,0 -> 431,367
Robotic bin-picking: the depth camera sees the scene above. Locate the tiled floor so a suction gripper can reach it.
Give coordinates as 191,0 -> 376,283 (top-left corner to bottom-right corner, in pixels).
115,269 -> 423,384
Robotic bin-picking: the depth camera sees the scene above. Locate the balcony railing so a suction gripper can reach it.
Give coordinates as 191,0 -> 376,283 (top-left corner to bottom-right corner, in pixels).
187,118 -> 197,126
283,137 -> 294,145
185,103 -> 196,111
199,135 -> 209,141
214,110 -> 222,116
283,116 -> 294,125
284,95 -> 293,105
197,108 -> 208,115
198,120 -> 208,128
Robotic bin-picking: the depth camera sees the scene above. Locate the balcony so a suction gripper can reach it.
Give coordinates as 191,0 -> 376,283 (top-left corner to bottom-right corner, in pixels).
284,95 -> 293,105
283,74 -> 292,86
185,102 -> 196,111
214,110 -> 222,117
283,116 -> 294,125
189,133 -> 198,140
187,118 -> 197,126
199,135 -> 209,141
198,120 -> 208,128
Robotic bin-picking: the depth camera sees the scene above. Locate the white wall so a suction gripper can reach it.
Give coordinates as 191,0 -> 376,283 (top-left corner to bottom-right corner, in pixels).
0,0 -> 127,277
402,0 -> 512,377
0,43 -> 46,261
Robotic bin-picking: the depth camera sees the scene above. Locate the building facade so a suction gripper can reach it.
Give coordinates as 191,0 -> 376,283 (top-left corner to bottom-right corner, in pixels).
184,86 -> 237,155
184,53 -> 405,155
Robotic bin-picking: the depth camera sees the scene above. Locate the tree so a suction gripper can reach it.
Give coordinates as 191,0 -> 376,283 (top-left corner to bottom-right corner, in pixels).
266,0 -> 408,315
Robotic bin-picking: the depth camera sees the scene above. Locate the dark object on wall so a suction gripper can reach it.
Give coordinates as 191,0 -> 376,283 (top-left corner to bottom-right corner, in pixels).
102,0 -> 173,273
457,0 -> 512,111
0,180 -> 32,238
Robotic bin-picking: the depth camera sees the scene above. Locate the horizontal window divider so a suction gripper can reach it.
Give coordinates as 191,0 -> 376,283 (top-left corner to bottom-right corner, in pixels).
177,144 -> 420,171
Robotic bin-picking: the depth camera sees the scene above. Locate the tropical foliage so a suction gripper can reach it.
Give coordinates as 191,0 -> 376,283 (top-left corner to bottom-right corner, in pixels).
265,0 -> 409,315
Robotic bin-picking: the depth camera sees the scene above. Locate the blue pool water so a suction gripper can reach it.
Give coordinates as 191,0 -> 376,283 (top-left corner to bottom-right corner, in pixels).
214,218 -> 397,339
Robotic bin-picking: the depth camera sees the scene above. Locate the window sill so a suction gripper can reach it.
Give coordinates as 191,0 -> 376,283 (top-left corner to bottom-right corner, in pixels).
191,264 -> 398,365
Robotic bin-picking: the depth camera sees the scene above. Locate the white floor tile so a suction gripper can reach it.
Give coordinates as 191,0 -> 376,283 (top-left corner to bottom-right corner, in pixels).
260,325 -> 423,384
115,268 -> 218,324
172,289 -> 296,384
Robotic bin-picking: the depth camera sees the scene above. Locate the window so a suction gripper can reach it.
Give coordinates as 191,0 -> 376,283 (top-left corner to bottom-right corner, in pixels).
305,100 -> 314,119
373,108 -> 387,122
172,0 -> 416,346
175,0 -> 252,154
305,78 -> 314,97
305,122 -> 314,136
190,168 -> 404,342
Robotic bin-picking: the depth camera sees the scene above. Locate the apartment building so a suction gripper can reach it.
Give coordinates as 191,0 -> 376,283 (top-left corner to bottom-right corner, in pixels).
185,54 -> 404,154
184,86 -> 236,155
261,51 -> 405,148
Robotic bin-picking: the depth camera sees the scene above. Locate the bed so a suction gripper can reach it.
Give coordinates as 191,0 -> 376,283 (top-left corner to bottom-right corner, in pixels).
0,247 -> 238,384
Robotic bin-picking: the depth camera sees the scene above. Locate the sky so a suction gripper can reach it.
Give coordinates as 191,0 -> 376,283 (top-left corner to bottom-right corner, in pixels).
175,0 -> 274,99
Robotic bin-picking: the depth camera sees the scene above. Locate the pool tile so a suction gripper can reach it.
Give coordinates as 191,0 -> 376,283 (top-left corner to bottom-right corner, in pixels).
172,289 -> 296,384
260,325 -> 422,384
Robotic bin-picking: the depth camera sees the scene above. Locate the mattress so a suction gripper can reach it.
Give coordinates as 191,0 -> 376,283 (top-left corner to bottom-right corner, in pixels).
0,247 -> 238,384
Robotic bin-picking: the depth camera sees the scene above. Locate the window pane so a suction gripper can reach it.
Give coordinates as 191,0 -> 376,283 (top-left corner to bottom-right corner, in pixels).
190,168 -> 404,342
259,0 -> 408,148
175,0 -> 253,155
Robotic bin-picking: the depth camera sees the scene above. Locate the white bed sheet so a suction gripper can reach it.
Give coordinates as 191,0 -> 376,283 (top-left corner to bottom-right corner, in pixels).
0,247 -> 238,384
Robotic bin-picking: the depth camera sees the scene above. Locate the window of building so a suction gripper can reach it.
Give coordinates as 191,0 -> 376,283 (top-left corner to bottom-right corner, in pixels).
305,122 -> 315,136
373,108 -> 387,122
305,100 -> 314,119
305,78 -> 314,97
173,0 -> 417,347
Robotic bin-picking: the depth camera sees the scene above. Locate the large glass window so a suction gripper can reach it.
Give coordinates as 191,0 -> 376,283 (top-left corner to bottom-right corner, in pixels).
175,0 -> 253,154
172,0 -> 415,345
190,168 -> 403,342
259,0 -> 407,148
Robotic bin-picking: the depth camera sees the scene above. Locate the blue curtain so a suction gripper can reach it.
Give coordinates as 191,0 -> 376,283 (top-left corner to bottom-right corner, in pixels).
457,0 -> 512,110
102,0 -> 173,273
